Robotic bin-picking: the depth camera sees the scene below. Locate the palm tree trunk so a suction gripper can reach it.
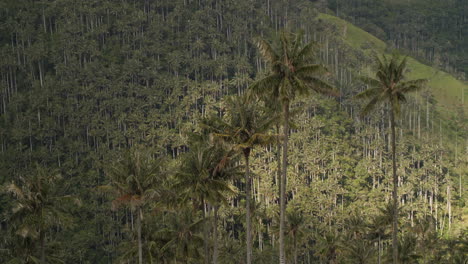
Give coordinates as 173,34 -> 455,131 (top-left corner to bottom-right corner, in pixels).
276,124 -> 281,191
280,101 -> 290,264
390,108 -> 398,264
137,207 -> 143,264
213,206 -> 219,264
245,151 -> 252,264
40,207 -> 45,264
204,202 -> 210,264
294,235 -> 298,264
40,230 -> 45,264
378,235 -> 381,264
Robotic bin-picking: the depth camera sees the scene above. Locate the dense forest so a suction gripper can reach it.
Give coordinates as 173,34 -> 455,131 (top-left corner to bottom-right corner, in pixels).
0,0 -> 466,263
328,0 -> 468,76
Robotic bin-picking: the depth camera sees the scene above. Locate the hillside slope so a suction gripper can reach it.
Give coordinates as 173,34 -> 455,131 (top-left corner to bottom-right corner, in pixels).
319,13 -> 468,116
319,12 -> 468,234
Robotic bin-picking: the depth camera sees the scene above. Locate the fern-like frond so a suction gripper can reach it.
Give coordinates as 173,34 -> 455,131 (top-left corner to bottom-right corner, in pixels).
358,76 -> 381,87
249,74 -> 281,98
355,87 -> 383,99
295,64 -> 328,77
255,38 -> 279,64
398,79 -> 427,93
304,77 -> 338,96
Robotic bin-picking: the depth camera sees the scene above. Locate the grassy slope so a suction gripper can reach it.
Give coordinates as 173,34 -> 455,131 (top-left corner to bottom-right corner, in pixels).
318,13 -> 468,116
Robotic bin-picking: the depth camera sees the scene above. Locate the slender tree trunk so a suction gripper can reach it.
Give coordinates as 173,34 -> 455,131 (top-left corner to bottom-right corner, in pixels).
447,183 -> 451,231
378,235 -> 381,264
212,206 -> 219,264
390,108 -> 398,264
40,229 -> 45,264
294,235 -> 298,264
137,207 -> 143,264
245,150 -> 252,264
276,124 -> 281,191
279,101 -> 290,264
204,202 -> 210,264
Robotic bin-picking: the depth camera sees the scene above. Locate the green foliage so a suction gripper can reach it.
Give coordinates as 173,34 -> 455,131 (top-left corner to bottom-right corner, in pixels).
0,0 -> 465,263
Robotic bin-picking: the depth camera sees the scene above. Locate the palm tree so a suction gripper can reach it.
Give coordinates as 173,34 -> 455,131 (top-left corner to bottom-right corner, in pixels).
104,147 -> 166,264
356,54 -> 427,264
314,231 -> 341,264
174,143 -> 239,264
340,238 -> 376,264
3,165 -> 74,264
251,31 -> 336,264
203,94 -> 275,264
157,209 -> 205,263
384,233 -> 420,264
285,209 -> 307,264
368,204 -> 393,264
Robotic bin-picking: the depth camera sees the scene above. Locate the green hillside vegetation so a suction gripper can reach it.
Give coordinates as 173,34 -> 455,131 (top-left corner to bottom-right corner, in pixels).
320,12 -> 468,236
0,1 -> 466,263
319,13 -> 468,114
325,0 -> 468,75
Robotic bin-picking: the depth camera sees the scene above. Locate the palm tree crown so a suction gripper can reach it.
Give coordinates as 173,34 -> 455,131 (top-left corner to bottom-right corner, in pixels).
251,31 -> 336,104
356,54 -> 427,116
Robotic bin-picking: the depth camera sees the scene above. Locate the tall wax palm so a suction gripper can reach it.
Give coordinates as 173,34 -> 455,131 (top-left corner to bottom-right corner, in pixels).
251,31 -> 336,264
3,165 -> 75,264
356,54 -> 427,264
157,209 -> 205,263
105,148 -> 166,264
285,209 -> 307,264
340,238 -> 376,264
368,204 -> 394,264
203,94 -> 275,264
174,143 -> 239,264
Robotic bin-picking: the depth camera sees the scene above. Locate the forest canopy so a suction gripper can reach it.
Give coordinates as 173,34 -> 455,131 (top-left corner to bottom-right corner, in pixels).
0,0 -> 466,263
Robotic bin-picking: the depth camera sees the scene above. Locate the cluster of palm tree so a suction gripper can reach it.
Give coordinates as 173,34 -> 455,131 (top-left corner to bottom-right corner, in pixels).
2,165 -> 79,263
2,31 -> 430,264
251,31 -> 427,264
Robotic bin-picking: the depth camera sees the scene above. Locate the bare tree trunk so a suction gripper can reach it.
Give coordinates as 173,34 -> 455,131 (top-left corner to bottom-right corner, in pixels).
279,101 -> 290,264
378,235 -> 381,264
245,151 -> 252,264
212,206 -> 219,264
294,235 -> 298,264
390,108 -> 399,264
204,202 -> 210,264
137,207 -> 143,264
276,124 -> 281,191
447,183 -> 451,230
40,229 -> 45,264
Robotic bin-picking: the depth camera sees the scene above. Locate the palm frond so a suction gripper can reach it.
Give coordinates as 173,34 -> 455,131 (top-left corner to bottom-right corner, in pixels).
291,76 -> 309,96
358,76 -> 381,87
255,38 -> 279,64
295,64 -> 328,77
396,92 -> 407,103
291,30 -> 304,58
398,79 -> 427,93
4,183 -> 24,199
355,87 -> 383,99
360,96 -> 382,117
249,74 -> 281,98
304,77 -> 338,96
395,56 -> 408,81
296,41 -> 320,61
